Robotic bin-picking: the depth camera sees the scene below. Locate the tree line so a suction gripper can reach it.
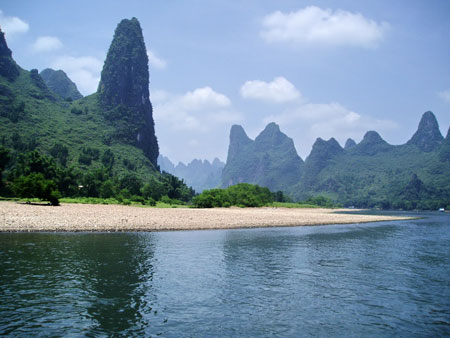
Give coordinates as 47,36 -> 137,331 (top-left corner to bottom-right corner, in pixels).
0,145 -> 194,206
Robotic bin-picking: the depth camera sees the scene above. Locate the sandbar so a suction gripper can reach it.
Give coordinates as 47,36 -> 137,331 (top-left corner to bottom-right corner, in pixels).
0,201 -> 414,232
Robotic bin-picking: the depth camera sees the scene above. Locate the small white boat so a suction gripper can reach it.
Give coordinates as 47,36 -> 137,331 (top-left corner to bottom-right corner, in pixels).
439,208 -> 445,212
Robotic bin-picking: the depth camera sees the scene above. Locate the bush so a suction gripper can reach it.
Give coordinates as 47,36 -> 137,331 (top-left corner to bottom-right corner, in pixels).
78,153 -> 92,165
101,149 -> 115,168
193,183 -> 273,208
12,173 -> 60,206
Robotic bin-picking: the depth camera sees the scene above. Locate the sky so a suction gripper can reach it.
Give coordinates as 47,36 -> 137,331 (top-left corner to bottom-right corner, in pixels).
1,0 -> 450,164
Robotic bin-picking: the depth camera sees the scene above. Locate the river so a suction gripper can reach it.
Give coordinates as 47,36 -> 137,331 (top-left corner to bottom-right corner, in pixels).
0,211 -> 449,337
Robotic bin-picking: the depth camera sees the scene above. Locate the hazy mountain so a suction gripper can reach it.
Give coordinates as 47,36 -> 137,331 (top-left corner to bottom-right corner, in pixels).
40,68 -> 83,101
159,155 -> 224,192
221,122 -> 304,192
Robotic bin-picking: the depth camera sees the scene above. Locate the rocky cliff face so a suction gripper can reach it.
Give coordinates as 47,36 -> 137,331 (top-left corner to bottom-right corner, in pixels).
0,29 -> 19,81
98,17 -> 158,167
407,111 -> 443,152
222,122 -> 303,191
40,68 -> 83,100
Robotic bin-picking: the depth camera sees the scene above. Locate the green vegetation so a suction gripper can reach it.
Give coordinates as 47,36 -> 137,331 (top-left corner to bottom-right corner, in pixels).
40,68 -> 83,101
291,142 -> 450,210
0,18 -> 177,207
0,146 -> 195,206
12,172 -> 60,206
192,184 -> 340,209
193,183 -> 274,208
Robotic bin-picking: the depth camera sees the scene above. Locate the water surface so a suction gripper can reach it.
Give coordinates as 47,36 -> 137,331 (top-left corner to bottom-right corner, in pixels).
0,212 -> 449,337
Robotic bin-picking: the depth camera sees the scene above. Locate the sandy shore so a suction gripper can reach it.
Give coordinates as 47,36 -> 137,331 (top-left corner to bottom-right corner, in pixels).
0,201 -> 414,232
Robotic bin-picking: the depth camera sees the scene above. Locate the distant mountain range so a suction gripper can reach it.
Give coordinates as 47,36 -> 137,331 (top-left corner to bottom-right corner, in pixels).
158,155 -> 224,192
223,112 -> 450,209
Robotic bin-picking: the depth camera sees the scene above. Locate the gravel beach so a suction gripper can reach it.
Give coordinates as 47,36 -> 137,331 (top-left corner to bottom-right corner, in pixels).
0,201 -> 412,232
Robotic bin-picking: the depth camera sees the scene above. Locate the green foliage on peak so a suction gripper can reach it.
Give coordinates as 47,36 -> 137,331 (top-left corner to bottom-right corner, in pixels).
40,68 -> 83,101
97,17 -> 158,166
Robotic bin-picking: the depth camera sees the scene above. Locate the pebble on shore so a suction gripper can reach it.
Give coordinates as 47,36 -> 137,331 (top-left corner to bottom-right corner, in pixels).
0,202 -> 413,232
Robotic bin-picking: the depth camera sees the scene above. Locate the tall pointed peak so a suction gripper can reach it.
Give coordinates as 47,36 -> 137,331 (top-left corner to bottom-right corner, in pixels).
0,28 -> 19,81
0,28 -> 12,58
344,138 -> 357,150
230,125 -> 252,145
98,18 -> 158,167
353,130 -> 392,155
254,122 -> 300,158
255,122 -> 283,143
362,130 -> 386,144
261,122 -> 281,134
407,111 -> 443,152
309,137 -> 344,158
98,17 -> 149,108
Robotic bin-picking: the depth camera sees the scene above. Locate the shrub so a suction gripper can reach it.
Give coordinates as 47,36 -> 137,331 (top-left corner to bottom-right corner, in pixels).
12,173 -> 60,206
193,183 -> 273,208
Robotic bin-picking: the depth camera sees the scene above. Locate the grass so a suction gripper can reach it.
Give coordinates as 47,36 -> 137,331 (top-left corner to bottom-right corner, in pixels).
269,202 -> 323,208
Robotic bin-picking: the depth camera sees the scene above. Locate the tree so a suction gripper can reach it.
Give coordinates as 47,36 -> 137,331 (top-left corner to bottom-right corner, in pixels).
101,149 -> 115,168
0,146 -> 10,189
12,173 -> 60,206
120,173 -> 142,196
50,143 -> 69,166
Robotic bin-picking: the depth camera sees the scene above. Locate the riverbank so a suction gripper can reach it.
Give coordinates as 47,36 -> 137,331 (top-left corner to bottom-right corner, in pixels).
0,201 -> 414,232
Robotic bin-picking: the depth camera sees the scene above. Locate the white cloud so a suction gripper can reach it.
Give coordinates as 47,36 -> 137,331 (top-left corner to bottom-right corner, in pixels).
240,76 -> 301,103
32,36 -> 63,52
182,87 -> 231,110
263,101 -> 396,158
154,87 -> 241,163
438,89 -> 450,103
147,50 -> 167,69
0,10 -> 29,37
154,86 -> 236,132
51,55 -> 103,95
261,6 -> 388,48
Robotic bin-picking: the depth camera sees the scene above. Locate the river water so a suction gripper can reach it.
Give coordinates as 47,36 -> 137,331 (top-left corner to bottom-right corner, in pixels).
0,212 -> 449,337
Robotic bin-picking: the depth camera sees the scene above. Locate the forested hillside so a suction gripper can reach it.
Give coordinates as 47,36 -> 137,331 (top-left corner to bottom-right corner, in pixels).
0,19 -> 194,205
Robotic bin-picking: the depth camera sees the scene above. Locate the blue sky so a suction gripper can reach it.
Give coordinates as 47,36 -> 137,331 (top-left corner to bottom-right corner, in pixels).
1,0 -> 450,163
